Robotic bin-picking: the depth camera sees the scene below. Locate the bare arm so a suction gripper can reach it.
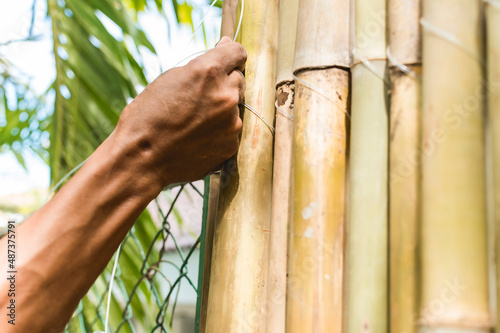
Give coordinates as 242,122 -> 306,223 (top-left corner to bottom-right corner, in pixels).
0,37 -> 246,333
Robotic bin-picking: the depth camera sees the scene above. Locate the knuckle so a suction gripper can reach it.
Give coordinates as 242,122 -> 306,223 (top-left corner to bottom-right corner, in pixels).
203,62 -> 222,78
236,43 -> 248,63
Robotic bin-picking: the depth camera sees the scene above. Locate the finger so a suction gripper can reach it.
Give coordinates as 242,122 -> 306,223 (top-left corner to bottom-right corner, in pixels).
209,41 -> 247,73
228,69 -> 246,104
216,36 -> 232,47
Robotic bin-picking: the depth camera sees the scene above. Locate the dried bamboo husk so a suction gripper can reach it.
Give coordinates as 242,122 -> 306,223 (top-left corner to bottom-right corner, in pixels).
265,1 -> 299,332
286,1 -> 350,331
346,0 -> 388,330
204,0 -> 278,331
486,0 -> 500,330
388,1 -> 422,332
198,2 -> 239,331
419,0 -> 490,331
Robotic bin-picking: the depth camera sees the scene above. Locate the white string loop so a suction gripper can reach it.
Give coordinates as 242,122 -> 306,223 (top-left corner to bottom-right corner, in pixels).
275,99 -> 294,121
484,0 -> 500,10
352,48 -> 391,86
420,18 -> 483,65
386,47 -> 420,79
243,102 -> 275,134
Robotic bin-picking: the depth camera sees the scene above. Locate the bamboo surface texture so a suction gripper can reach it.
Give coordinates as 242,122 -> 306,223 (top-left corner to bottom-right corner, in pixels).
287,68 -> 348,333
266,1 -> 299,332
285,0 -> 350,332
198,1 -> 238,331
205,0 -> 278,331
346,0 -> 388,330
388,0 -> 422,332
486,0 -> 500,330
420,0 -> 490,331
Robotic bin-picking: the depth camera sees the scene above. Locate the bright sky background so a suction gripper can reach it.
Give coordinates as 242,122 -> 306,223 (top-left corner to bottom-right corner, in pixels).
0,0 -> 221,196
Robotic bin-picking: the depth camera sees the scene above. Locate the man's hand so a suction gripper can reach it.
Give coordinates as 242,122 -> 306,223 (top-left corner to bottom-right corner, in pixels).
115,36 -> 247,187
0,37 -> 247,333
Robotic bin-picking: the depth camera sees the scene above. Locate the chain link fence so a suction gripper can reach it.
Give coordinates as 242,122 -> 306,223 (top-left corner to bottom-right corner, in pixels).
65,179 -> 208,333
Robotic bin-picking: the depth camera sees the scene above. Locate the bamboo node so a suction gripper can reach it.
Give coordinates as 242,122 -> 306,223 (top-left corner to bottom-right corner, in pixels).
386,47 -> 420,80
352,48 -> 391,86
292,74 -> 351,120
275,100 -> 294,121
483,0 -> 500,10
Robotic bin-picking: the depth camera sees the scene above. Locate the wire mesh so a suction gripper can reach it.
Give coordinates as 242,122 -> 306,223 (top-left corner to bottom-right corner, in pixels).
65,179 -> 208,333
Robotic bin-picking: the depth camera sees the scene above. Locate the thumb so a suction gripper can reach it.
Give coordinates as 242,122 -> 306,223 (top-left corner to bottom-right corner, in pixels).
216,36 -> 232,47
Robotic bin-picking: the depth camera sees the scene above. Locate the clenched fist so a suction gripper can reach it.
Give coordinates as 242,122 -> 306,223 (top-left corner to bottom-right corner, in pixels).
115,36 -> 247,187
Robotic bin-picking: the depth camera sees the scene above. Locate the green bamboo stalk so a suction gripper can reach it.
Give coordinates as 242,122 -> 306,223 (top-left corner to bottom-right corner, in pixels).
346,0 -> 388,330
485,0 -> 500,330
419,0 -> 490,331
388,0 -> 422,332
286,0 -> 350,332
204,0 -> 278,331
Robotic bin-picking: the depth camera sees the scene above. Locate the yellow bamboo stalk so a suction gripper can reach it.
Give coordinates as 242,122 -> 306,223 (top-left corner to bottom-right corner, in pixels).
266,1 -> 299,331
388,0 -> 421,332
419,0 -> 490,331
198,2 -> 239,331
204,0 -> 278,331
286,0 -> 350,332
486,0 -> 500,330
346,0 -> 388,330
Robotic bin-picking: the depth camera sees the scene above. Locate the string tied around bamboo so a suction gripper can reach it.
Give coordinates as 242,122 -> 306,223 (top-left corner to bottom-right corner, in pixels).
292,73 -> 351,120
483,0 -> 500,10
420,18 -> 484,66
275,99 -> 294,121
352,47 -> 391,86
386,47 -> 420,80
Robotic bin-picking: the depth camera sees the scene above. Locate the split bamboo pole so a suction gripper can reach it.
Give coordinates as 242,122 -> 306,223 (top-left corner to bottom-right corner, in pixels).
346,0 -> 388,330
419,0 -> 490,331
286,0 -> 350,332
198,1 -> 238,331
486,0 -> 500,330
266,0 -> 299,332
388,0 -> 421,332
204,0 -> 278,331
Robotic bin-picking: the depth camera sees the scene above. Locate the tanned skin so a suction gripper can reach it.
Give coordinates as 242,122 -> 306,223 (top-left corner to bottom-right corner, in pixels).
0,36 -> 246,333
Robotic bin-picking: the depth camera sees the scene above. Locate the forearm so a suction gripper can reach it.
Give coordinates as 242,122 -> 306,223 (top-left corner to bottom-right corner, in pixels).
0,130 -> 162,332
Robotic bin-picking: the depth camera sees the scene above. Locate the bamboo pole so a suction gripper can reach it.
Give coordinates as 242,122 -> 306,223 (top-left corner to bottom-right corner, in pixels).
204,0 -> 278,331
266,0 -> 299,332
486,0 -> 500,330
346,0 -> 388,330
286,0 -> 350,332
198,2 -> 239,331
419,0 -> 490,331
388,1 -> 421,332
